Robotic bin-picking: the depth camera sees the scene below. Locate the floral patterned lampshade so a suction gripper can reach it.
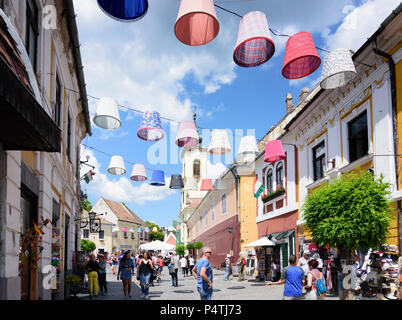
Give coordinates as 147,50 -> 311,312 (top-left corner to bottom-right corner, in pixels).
200,179 -> 213,191
176,120 -> 199,148
97,0 -> 148,22
320,48 -> 357,89
282,32 -> 321,79
233,11 -> 275,68
130,164 -> 147,181
93,97 -> 121,130
175,0 -> 219,46
208,129 -> 231,155
137,111 -> 164,141
264,140 -> 286,163
108,156 -> 126,175
150,170 -> 165,186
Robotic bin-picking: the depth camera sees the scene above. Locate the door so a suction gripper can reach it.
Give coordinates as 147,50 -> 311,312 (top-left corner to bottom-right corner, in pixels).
281,243 -> 289,268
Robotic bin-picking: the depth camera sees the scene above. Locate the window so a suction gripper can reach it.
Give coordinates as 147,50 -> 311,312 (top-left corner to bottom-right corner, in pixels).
131,232 -> 135,239
99,230 -> 104,240
67,112 -> 72,161
348,111 -> 368,163
26,0 -> 39,71
83,229 -> 89,239
276,163 -> 284,189
222,194 -> 226,214
124,232 -> 128,239
55,75 -> 62,127
266,169 -> 273,193
193,160 -> 200,177
211,203 -> 215,221
205,209 -> 208,225
313,141 -> 326,181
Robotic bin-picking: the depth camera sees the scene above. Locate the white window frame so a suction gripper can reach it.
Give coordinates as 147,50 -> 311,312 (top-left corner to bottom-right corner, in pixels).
83,229 -> 89,239
309,139 -> 326,183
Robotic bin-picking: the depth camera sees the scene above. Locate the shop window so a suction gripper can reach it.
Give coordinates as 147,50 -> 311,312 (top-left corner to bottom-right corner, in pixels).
55,75 -> 62,127
99,230 -> 104,240
83,229 -> 89,239
25,0 -> 38,71
348,111 -> 368,163
193,159 -> 200,177
276,163 -> 284,188
222,194 -> 226,214
312,141 -> 326,181
266,169 -> 273,193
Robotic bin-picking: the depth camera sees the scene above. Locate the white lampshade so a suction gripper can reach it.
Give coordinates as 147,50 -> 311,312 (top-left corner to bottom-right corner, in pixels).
129,228 -> 135,233
320,48 -> 357,89
108,156 -> 126,175
183,177 -> 197,191
93,97 -> 121,130
112,226 -> 120,232
130,164 -> 147,181
237,135 -> 258,163
208,129 -> 231,155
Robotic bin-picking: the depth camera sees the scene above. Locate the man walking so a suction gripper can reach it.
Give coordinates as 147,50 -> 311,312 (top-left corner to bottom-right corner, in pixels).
298,250 -> 311,279
180,255 -> 188,277
170,253 -> 179,287
266,255 -> 304,300
236,252 -> 246,282
224,254 -> 231,281
192,247 -> 213,300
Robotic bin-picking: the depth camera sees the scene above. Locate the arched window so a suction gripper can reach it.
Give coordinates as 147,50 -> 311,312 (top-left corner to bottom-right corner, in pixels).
193,159 -> 200,177
266,169 -> 273,193
276,162 -> 284,189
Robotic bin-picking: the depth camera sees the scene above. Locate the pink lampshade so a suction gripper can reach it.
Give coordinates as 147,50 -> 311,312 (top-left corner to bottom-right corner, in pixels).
174,0 -> 220,46
200,179 -> 213,191
176,120 -> 199,148
122,227 -> 128,233
264,140 -> 286,163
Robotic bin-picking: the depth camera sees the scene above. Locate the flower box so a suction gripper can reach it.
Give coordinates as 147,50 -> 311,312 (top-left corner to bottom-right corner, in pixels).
261,187 -> 285,203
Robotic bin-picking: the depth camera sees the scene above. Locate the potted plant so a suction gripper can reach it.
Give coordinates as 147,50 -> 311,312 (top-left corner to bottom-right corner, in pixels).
261,187 -> 285,203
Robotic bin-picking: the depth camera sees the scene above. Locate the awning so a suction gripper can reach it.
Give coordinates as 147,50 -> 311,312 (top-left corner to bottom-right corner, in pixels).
266,229 -> 295,242
0,10 -> 60,152
244,236 -> 276,248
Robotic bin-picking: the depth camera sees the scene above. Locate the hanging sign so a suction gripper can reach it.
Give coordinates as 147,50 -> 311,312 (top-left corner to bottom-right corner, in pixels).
254,179 -> 265,198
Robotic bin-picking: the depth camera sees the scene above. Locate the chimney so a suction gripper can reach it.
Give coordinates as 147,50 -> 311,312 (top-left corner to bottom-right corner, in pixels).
299,88 -> 310,103
286,93 -> 293,114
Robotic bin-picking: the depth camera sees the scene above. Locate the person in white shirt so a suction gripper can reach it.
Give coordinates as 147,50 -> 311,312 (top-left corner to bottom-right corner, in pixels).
297,250 -> 311,279
312,253 -> 324,272
180,256 -> 188,277
189,256 -> 195,274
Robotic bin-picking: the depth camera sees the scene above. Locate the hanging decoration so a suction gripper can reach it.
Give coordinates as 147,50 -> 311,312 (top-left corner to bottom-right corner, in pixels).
200,179 -> 213,191
183,177 -> 198,191
170,174 -> 185,189
320,48 -> 357,89
208,129 -> 232,155
97,0 -> 148,22
152,227 -> 158,232
122,227 -> 128,233
130,227 -> 135,233
83,170 -> 95,184
108,156 -> 126,175
174,0 -> 220,46
150,170 -> 165,186
282,32 -> 321,79
233,11 -> 275,68
112,226 -> 120,232
237,135 -> 259,163
264,140 -> 286,163
93,97 -> 121,130
138,227 -> 142,233
137,111 -> 164,141
214,179 -> 226,190
176,120 -> 199,148
130,164 -> 147,181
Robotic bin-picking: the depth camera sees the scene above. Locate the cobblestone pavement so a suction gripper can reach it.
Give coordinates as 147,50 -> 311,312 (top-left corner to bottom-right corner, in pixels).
80,266 -> 338,301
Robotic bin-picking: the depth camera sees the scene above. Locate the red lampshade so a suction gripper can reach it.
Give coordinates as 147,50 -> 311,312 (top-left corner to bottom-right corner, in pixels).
264,140 -> 286,163
282,32 -> 321,80
200,179 -> 213,191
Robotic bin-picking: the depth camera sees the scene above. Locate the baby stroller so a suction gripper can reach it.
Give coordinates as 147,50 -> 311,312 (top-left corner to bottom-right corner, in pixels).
151,268 -> 161,285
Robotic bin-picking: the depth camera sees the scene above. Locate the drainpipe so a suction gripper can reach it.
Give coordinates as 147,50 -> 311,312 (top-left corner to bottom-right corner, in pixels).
230,166 -> 241,253
372,41 -> 401,252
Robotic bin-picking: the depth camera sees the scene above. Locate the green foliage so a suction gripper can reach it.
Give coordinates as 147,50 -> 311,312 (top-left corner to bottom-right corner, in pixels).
303,171 -> 393,252
83,199 -> 92,212
186,243 -> 195,251
172,220 -> 180,229
65,274 -> 81,286
80,239 -> 96,253
193,242 -> 203,250
145,221 -> 164,241
176,244 -> 186,256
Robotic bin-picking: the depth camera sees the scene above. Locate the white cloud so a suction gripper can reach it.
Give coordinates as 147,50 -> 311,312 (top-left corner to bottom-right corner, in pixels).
207,161 -> 228,180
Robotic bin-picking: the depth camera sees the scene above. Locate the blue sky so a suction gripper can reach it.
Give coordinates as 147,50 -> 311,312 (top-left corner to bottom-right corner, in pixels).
75,0 -> 399,227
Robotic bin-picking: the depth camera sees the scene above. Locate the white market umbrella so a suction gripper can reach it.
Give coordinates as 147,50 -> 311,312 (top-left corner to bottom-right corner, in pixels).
244,236 -> 275,248
140,240 -> 175,251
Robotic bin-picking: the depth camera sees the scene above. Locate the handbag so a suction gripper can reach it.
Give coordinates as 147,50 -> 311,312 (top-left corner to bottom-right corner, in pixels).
169,264 -> 175,274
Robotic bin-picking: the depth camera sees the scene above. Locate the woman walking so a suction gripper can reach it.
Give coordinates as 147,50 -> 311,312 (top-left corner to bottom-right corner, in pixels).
98,254 -> 108,295
112,253 -> 118,275
180,255 -> 188,277
189,255 -> 195,274
117,251 -> 134,299
137,252 -> 154,300
86,254 -> 99,299
305,259 -> 326,300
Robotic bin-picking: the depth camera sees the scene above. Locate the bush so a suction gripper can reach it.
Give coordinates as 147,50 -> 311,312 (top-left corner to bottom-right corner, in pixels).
176,244 -> 185,256
81,239 -> 96,254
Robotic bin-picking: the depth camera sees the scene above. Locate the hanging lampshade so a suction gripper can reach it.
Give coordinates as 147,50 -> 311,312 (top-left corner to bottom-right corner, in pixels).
108,156 -> 126,175
200,179 -> 213,191
208,129 -> 231,155
122,227 -> 128,233
233,11 -> 275,68
97,0 -> 148,22
138,227 -> 142,233
152,227 -> 158,233
174,0 -> 220,46
137,111 -> 164,141
237,135 -> 259,163
320,48 -> 357,89
129,227 -> 135,233
183,177 -> 197,191
214,179 -> 226,190
93,97 -> 121,130
150,170 -> 165,186
264,140 -> 286,163
282,32 -> 321,80
130,164 -> 147,181
112,226 -> 120,232
176,120 -> 199,148
170,174 -> 184,189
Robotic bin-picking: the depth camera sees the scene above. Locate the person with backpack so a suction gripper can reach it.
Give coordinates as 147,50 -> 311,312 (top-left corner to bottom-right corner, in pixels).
236,252 -> 246,282
266,255 -> 304,300
305,259 -> 326,300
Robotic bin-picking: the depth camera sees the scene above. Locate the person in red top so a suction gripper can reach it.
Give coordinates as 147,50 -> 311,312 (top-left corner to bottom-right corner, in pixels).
237,252 -> 246,282
156,255 -> 164,276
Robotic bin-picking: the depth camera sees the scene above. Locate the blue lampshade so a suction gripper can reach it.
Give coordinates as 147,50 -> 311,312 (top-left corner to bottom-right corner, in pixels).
97,0 -> 148,22
150,170 -> 165,186
138,227 -> 142,233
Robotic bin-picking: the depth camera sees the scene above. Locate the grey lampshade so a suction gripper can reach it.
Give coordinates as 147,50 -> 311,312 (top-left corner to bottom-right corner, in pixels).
169,174 -> 184,189
214,179 -> 226,190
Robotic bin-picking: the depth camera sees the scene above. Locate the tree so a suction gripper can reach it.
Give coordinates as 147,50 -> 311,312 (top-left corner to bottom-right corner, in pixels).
176,244 -> 185,256
81,239 -> 96,254
145,221 -> 164,241
303,171 -> 393,299
186,243 -> 195,257
193,241 -> 203,258
83,198 -> 92,212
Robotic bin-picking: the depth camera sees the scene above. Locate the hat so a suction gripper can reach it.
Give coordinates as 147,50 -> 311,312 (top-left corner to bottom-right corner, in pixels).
388,244 -> 398,253
227,254 -> 231,258
303,250 -> 310,255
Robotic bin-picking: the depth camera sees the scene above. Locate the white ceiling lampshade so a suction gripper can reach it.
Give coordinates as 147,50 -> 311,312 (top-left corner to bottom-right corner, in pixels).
130,164 -> 147,181
320,48 -> 357,90
237,135 -> 259,163
129,227 -> 135,233
108,156 -> 126,175
112,226 -> 120,232
208,129 -> 231,155
214,179 -> 226,190
183,177 -> 197,191
93,97 -> 121,130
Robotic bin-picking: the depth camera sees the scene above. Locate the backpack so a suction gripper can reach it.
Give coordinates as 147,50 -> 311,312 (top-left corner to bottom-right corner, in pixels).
312,272 -> 326,297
